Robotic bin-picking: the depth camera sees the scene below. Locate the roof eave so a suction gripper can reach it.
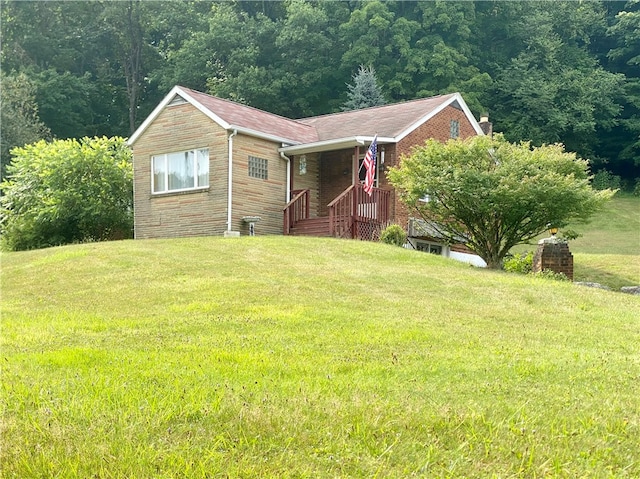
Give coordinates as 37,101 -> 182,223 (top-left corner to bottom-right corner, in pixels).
227,124 -> 307,147
279,136 -> 395,155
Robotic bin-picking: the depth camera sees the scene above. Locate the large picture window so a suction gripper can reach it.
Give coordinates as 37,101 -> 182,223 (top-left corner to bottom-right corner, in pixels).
152,148 -> 209,193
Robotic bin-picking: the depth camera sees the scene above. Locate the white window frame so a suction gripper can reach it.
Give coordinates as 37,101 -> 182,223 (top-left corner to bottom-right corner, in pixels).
415,240 -> 443,255
450,120 -> 460,139
151,148 -> 209,194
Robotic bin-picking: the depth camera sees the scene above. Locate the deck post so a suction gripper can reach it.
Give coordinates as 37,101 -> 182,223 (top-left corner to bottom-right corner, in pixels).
352,145 -> 360,187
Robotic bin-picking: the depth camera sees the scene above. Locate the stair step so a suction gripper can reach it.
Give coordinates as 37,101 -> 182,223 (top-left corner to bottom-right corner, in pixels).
290,217 -> 331,237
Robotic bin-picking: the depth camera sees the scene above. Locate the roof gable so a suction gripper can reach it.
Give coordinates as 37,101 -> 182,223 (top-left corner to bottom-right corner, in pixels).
128,86 -> 483,149
297,93 -> 483,142
128,86 -> 318,146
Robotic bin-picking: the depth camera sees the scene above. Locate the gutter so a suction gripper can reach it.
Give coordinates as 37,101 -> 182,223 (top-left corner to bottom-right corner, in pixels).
280,136 -> 393,156
280,150 -> 291,202
227,129 -> 238,231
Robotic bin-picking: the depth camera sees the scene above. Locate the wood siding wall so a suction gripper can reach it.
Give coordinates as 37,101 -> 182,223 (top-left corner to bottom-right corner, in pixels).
292,153 -> 321,217
232,135 -> 287,235
133,103 -> 229,239
133,103 -> 288,238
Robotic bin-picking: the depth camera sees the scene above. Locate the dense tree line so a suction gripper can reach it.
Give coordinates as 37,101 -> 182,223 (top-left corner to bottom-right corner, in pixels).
2,0 -> 639,181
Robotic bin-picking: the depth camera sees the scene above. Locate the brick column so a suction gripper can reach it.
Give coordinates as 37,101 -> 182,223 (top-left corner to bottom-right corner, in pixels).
532,239 -> 574,280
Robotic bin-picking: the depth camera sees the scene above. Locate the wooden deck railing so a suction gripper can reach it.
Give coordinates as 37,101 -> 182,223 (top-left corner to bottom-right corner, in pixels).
283,189 -> 310,235
328,184 -> 391,240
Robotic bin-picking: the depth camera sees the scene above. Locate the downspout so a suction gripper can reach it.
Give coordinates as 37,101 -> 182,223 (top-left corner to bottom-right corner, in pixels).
227,129 -> 238,231
280,150 -> 291,202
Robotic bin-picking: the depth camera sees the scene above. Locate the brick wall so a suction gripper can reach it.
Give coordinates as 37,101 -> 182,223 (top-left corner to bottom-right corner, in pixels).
533,241 -> 574,280
393,105 -> 479,232
319,149 -> 353,216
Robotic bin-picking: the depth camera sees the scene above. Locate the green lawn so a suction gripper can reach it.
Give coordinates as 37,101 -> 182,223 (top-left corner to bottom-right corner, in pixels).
566,193 -> 640,256
513,193 -> 640,289
2,236 -> 639,478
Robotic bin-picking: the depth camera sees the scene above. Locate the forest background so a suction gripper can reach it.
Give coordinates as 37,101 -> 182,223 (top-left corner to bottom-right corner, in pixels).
2,0 -> 639,184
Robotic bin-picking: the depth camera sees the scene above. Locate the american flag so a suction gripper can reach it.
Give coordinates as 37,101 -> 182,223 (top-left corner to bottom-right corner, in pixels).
363,135 -> 377,196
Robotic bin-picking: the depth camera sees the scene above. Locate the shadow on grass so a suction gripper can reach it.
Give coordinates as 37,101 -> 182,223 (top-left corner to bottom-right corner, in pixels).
574,263 -> 639,291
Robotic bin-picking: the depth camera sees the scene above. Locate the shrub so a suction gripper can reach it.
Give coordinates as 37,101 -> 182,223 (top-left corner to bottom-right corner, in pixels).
503,251 -> 533,274
633,178 -> 640,197
592,169 -> 622,191
0,136 -> 133,251
380,224 -> 407,247
533,270 -> 570,282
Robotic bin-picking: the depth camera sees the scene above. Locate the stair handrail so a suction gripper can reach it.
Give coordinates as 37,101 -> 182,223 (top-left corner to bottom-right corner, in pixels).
283,189 -> 310,235
328,184 -> 391,240
328,185 -> 355,238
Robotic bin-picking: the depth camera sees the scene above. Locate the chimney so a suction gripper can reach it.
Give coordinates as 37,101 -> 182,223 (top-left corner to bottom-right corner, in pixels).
479,114 -> 493,137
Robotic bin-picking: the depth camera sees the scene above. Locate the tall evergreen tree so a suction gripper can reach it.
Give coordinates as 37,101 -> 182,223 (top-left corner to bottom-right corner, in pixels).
342,65 -> 387,111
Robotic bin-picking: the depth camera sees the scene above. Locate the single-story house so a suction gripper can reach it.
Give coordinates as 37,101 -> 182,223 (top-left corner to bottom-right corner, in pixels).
128,85 -> 489,261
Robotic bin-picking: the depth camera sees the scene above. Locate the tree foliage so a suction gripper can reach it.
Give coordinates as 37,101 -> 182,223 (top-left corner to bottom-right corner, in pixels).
342,65 -> 387,111
0,71 -> 50,179
0,137 -> 133,251
1,0 -> 639,179
387,135 -> 614,269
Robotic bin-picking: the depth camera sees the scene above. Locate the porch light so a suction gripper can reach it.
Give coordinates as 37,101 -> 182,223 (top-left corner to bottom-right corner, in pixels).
549,226 -> 558,237
299,155 -> 307,175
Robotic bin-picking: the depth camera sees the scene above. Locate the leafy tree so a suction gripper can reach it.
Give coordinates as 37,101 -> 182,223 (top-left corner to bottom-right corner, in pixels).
342,65 -> 387,111
0,71 -> 50,179
387,135 -> 614,269
490,2 -> 625,159
273,0 -> 345,117
605,0 -> 640,177
0,137 -> 133,251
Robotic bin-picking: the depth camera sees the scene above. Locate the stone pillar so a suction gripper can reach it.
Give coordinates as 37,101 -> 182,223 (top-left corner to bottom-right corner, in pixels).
532,238 -> 574,280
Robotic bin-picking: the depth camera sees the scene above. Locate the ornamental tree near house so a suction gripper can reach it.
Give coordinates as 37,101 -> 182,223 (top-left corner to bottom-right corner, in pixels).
387,134 -> 614,269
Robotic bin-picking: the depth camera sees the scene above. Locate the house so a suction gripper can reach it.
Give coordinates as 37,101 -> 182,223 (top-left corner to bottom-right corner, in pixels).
128,85 -> 488,260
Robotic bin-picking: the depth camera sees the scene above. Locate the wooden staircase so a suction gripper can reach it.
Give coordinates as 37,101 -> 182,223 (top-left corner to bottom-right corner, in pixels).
288,217 -> 332,237
283,185 -> 391,241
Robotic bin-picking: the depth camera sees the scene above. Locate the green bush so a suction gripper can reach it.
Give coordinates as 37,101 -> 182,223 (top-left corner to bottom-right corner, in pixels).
503,251 -> 533,274
0,136 -> 133,251
592,169 -> 622,191
534,270 -> 570,282
380,224 -> 407,247
633,178 -> 640,197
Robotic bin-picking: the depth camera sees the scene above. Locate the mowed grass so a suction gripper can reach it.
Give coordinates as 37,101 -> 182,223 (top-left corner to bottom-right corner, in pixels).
1,236 -> 639,478
567,194 -> 639,256
513,193 -> 640,290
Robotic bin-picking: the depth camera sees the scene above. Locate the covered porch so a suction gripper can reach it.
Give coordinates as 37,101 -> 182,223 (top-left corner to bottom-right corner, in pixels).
281,139 -> 394,241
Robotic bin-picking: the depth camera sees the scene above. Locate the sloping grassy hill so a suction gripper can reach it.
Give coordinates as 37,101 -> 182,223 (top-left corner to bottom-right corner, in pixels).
513,193 -> 640,289
567,194 -> 640,256
2,237 -> 639,478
